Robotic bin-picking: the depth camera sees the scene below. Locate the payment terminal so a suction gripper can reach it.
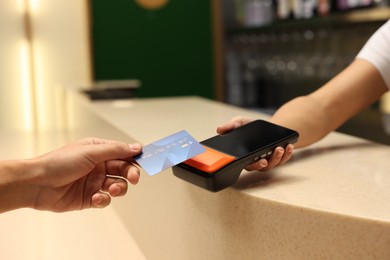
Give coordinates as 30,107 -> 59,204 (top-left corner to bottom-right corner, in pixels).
172,120 -> 299,192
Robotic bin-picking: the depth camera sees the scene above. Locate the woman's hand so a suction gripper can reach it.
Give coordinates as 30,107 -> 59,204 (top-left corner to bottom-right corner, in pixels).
217,116 -> 294,171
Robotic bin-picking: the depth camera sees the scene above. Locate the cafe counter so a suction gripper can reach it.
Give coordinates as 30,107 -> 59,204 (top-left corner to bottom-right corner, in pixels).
1,91 -> 390,259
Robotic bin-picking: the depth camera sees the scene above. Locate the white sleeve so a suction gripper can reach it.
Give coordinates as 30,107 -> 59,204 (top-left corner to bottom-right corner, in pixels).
356,20 -> 390,90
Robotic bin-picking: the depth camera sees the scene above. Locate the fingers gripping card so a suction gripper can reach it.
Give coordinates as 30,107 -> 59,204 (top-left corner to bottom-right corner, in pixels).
134,130 -> 205,176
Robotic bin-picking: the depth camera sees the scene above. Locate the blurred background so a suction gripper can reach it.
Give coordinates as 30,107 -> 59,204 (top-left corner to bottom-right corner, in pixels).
1,0 -> 389,144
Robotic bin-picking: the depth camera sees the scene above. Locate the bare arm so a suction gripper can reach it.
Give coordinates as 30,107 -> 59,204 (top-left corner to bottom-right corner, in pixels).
270,59 -> 388,148
0,138 -> 142,213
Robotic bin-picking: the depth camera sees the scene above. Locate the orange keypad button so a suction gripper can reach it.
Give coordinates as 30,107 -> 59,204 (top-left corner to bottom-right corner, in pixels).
184,146 -> 236,173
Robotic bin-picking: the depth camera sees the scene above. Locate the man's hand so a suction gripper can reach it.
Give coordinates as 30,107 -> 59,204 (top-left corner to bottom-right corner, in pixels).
29,137 -> 142,212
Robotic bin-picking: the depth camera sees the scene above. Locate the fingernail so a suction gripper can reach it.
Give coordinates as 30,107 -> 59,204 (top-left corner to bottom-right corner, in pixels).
276,148 -> 284,158
259,160 -> 267,167
94,195 -> 103,205
111,184 -> 121,196
129,143 -> 141,151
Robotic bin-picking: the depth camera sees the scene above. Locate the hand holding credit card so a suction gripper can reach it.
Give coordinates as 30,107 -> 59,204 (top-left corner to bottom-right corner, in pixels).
134,130 -> 205,176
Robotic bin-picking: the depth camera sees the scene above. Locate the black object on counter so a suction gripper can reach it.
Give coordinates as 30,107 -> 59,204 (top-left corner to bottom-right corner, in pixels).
172,120 -> 299,192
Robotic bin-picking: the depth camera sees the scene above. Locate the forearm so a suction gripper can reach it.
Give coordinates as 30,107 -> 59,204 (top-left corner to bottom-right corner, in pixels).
269,95 -> 335,148
270,59 -> 388,148
0,160 -> 39,213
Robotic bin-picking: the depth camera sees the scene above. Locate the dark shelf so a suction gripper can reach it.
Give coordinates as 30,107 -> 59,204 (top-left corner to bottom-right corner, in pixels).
226,7 -> 390,34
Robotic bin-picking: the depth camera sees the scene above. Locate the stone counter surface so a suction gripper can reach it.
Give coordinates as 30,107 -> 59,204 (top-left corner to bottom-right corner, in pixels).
1,92 -> 389,259
67,93 -> 390,259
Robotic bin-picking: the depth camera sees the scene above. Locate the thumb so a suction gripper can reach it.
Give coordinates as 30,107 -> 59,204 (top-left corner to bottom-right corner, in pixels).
82,142 -> 142,164
217,122 -> 235,135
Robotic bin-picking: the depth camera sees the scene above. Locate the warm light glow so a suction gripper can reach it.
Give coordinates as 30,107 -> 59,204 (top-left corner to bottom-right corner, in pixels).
16,0 -> 25,14
25,0 -> 51,130
135,0 -> 169,10
31,40 -> 47,129
7,0 -> 91,130
16,0 -> 26,14
19,40 -> 34,130
28,0 -> 40,14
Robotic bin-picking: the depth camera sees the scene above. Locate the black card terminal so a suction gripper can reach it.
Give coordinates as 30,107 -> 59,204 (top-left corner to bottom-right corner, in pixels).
172,120 -> 299,192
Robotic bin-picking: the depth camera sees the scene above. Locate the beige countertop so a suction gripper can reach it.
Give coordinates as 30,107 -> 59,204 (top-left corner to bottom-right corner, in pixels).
73,95 -> 390,222
66,93 -> 390,259
2,92 -> 390,259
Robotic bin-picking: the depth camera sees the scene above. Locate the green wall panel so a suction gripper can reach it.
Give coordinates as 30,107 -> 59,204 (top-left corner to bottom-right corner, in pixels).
90,0 -> 215,99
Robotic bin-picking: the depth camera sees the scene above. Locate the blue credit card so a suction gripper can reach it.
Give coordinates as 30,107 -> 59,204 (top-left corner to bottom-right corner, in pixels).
134,130 -> 205,176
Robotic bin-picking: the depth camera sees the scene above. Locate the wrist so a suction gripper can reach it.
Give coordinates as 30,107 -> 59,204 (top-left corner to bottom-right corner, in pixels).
0,159 -> 41,213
